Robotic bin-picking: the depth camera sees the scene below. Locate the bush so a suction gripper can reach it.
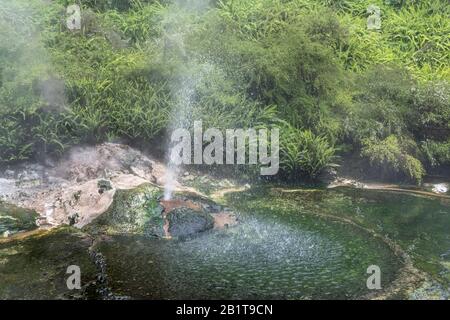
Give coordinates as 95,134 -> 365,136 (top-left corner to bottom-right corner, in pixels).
280,124 -> 337,178
361,135 -> 425,183
421,139 -> 450,167
409,81 -> 450,140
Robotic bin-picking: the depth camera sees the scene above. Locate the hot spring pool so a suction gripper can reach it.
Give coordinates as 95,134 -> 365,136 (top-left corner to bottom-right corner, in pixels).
95,210 -> 401,299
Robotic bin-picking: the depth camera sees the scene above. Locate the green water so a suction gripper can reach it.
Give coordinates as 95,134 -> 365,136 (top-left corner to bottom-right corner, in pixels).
0,186 -> 449,299
93,191 -> 402,299
0,227 -> 98,300
226,186 -> 450,296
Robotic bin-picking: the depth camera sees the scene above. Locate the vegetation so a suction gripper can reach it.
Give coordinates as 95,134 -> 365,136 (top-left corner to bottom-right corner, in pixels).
361,135 -> 425,183
280,124 -> 337,178
0,0 -> 449,183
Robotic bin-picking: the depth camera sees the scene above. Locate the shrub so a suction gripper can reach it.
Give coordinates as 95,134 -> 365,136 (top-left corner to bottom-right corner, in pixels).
280,124 -> 337,178
361,135 -> 425,183
421,139 -> 450,167
409,81 -> 450,140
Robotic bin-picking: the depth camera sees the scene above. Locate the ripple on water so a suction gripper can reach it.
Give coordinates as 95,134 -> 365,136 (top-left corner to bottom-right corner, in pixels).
97,212 -> 402,299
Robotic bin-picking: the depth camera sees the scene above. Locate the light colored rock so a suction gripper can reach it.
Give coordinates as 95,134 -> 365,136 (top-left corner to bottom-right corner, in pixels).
0,143 -> 226,230
111,174 -> 149,190
432,183 -> 448,194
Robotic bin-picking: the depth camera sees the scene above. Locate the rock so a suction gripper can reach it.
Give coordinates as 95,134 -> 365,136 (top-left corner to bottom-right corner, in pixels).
0,203 -> 38,236
68,212 -> 79,226
212,212 -> 238,230
167,207 -> 214,238
212,204 -> 222,212
4,170 -> 15,179
0,227 -> 99,299
15,170 -> 42,188
44,158 -> 56,168
0,179 -> 16,197
432,183 -> 448,194
73,190 -> 82,201
98,180 -> 113,194
85,185 -> 165,238
317,167 -> 338,184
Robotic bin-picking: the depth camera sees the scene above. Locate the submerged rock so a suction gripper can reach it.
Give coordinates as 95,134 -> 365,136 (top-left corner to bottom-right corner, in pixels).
167,207 -> 214,238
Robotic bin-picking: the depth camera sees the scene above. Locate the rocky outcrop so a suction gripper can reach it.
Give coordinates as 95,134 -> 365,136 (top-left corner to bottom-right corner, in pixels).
167,207 -> 214,238
84,184 -> 237,238
0,203 -> 38,237
84,184 -> 166,238
0,143 -> 238,236
0,143 -> 172,228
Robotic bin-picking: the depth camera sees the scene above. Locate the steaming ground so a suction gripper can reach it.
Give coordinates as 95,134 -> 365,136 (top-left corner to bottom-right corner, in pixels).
0,143 -> 193,228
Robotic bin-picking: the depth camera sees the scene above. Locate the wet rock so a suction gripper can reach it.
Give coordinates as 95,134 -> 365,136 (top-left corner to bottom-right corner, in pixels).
0,203 -> 38,236
85,184 -> 165,238
212,212 -> 238,230
0,227 -> 99,299
68,212 -> 79,226
98,179 -> 113,194
210,204 -> 222,213
167,207 -> 214,238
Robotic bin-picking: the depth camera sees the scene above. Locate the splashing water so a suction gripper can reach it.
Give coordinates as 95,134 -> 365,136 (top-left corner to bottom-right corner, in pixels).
162,1 -> 212,200
164,74 -> 198,200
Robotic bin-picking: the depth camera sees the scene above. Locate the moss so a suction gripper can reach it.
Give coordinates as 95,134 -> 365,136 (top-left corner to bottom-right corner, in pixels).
0,202 -> 38,236
0,227 -> 98,299
84,184 -> 165,237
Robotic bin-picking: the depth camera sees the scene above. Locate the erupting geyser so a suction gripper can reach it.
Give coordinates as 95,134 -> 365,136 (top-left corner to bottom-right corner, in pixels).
162,0 -> 212,200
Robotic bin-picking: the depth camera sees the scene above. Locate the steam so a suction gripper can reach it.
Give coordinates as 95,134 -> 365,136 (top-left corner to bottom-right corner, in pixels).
0,0 -> 66,111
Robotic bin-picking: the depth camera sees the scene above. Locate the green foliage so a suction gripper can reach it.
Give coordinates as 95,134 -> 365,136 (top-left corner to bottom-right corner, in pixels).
102,2 -> 166,43
409,81 -> 450,140
280,124 -> 336,178
56,0 -> 153,12
345,65 -> 414,142
331,0 -> 450,80
421,140 -> 450,168
0,0 -> 449,183
361,135 -> 425,183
